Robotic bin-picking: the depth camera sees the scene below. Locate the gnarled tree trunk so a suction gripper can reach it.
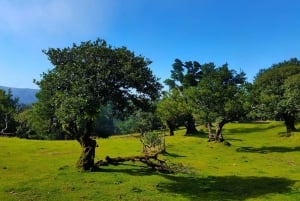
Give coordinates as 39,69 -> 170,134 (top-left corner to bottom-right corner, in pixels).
215,120 -> 225,142
76,136 -> 97,171
208,119 -> 228,142
75,120 -> 97,171
283,114 -> 296,134
184,114 -> 197,134
205,122 -> 212,135
166,120 -> 175,136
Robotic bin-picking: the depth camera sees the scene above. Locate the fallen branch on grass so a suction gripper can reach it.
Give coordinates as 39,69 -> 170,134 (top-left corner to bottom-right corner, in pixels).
95,152 -> 175,173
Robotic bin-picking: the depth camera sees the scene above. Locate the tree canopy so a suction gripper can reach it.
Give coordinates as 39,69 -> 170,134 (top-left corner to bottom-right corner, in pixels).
162,59 -> 248,141
36,39 -> 162,170
253,58 -> 300,132
160,59 -> 201,135
157,89 -> 194,135
164,59 -> 202,90
185,63 -> 248,141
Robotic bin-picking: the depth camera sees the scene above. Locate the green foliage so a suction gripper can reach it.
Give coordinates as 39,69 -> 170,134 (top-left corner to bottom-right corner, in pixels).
142,131 -> 165,146
161,59 -> 200,135
115,110 -> 163,135
164,59 -> 201,90
34,38 -> 162,170
115,118 -> 136,134
162,59 -> 248,137
15,107 -> 64,140
36,38 -> 162,140
0,89 -> 19,134
94,105 -> 116,138
141,131 -> 165,153
157,89 -> 190,131
185,62 -> 247,126
253,58 -> 300,131
15,108 -> 35,138
282,74 -> 300,118
142,131 -> 162,145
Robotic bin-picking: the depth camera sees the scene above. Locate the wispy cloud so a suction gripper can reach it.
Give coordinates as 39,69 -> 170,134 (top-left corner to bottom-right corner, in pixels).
0,0 -> 116,36
0,0 -> 119,89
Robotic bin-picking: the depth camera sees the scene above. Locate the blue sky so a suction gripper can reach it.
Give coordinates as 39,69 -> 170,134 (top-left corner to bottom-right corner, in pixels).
1,0 -> 300,89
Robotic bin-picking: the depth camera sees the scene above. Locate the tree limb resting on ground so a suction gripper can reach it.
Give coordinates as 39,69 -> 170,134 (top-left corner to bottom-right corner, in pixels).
95,152 -> 175,173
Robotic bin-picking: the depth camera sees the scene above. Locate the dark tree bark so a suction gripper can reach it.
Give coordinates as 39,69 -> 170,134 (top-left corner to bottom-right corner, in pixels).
215,121 -> 225,142
166,120 -> 175,136
76,120 -> 97,171
76,136 -> 97,170
208,119 -> 228,142
184,114 -> 197,135
96,152 -> 174,173
283,114 -> 296,133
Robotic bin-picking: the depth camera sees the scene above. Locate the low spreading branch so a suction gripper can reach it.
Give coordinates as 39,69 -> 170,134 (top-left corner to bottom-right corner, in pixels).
95,152 -> 175,173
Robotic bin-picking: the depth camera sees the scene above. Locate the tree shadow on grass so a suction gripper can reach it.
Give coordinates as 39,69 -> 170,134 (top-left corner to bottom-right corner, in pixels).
94,164 -> 157,176
162,151 -> 186,158
225,137 -> 243,142
236,146 -> 300,154
184,130 -> 207,138
225,124 -> 282,135
94,165 -> 297,200
157,175 -> 297,201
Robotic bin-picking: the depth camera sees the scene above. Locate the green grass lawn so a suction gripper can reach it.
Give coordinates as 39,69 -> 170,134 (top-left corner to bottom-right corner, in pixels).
0,121 -> 300,201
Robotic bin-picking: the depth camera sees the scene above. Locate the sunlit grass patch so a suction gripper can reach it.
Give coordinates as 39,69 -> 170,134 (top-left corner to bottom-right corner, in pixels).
0,122 -> 299,200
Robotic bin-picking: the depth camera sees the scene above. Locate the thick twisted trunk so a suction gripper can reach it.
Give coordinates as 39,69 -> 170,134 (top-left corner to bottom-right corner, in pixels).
166,120 -> 175,136
283,114 -> 296,133
208,119 -> 227,142
215,121 -> 225,142
185,114 -> 197,134
76,136 -> 97,170
76,120 -> 97,171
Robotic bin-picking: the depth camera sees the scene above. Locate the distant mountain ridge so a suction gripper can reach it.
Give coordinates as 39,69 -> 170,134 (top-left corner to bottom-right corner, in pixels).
0,86 -> 39,105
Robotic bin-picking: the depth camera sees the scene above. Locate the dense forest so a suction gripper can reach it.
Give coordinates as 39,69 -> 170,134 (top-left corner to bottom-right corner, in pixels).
1,39 -> 299,170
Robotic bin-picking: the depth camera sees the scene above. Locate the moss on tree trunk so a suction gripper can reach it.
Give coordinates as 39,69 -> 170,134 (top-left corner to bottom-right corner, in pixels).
76,136 -> 97,171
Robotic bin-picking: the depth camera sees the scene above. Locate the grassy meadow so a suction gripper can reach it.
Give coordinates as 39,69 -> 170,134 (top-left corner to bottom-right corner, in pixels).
0,121 -> 300,201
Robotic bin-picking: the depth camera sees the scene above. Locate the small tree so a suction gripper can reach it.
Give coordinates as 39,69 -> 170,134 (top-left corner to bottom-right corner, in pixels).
0,89 -> 18,135
162,59 -> 200,134
37,39 -> 162,170
157,89 -> 194,135
141,130 -> 166,153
